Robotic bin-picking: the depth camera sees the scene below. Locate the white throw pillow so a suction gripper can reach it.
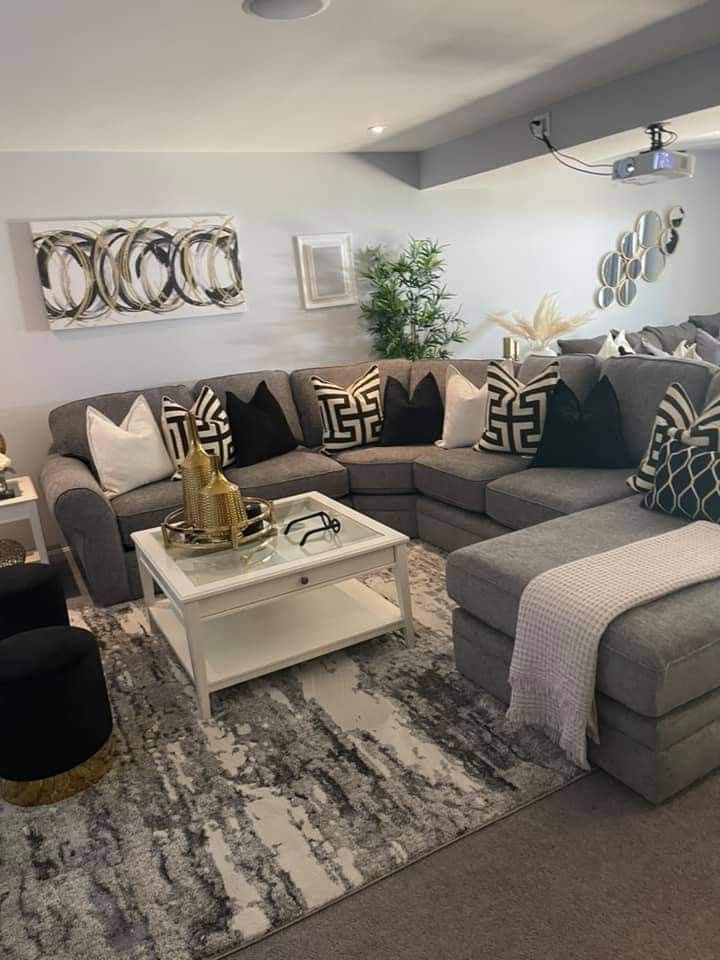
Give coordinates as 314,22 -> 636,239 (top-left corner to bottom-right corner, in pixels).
673,340 -> 699,360
598,330 -> 635,359
435,365 -> 489,449
87,395 -> 173,498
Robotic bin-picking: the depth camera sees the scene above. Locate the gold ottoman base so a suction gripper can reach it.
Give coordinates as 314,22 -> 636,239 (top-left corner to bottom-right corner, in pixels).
0,736 -> 113,807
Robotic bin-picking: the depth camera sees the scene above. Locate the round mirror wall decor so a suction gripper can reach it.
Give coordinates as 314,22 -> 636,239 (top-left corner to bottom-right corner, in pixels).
642,245 -> 666,282
617,278 -> 637,307
619,231 -> 640,260
668,205 -> 685,229
660,227 -> 680,255
593,205 -> 685,308
626,257 -> 642,281
596,286 -> 614,309
600,251 -> 625,288
636,210 -> 663,248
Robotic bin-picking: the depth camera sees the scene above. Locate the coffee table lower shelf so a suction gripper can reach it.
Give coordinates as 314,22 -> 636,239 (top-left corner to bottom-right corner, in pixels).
148,578 -> 405,714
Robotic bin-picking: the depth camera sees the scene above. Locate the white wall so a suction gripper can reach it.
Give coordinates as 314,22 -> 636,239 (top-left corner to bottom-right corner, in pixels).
1,148 -> 719,545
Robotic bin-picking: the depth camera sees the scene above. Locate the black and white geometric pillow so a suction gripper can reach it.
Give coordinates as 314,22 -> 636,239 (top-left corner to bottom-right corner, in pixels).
627,383 -> 720,492
643,438 -> 720,523
475,360 -> 559,456
162,384 -> 234,478
311,365 -> 383,452
670,391 -> 720,450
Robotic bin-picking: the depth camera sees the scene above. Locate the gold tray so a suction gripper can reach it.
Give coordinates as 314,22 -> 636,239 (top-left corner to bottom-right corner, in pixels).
162,496 -> 275,553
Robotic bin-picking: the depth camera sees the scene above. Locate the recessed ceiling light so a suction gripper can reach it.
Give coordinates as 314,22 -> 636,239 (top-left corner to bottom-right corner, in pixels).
242,0 -> 331,19
368,124 -> 388,135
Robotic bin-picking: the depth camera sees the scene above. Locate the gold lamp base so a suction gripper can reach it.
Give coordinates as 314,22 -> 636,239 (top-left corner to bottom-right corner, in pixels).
0,737 -> 113,807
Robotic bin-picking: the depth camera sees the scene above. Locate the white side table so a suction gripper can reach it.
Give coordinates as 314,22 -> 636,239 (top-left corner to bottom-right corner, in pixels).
0,476 -> 48,563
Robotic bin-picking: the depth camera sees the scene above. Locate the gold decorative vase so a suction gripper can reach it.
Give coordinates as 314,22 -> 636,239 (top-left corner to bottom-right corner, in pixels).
180,413 -> 215,528
198,466 -> 249,546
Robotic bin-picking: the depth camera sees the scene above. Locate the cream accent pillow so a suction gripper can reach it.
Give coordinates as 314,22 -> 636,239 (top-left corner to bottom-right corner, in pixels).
673,340 -> 700,360
435,365 -> 488,449
598,330 -> 635,359
86,395 -> 173,498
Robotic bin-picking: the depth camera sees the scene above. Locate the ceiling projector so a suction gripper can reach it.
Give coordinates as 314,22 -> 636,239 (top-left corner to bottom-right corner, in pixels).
612,123 -> 695,185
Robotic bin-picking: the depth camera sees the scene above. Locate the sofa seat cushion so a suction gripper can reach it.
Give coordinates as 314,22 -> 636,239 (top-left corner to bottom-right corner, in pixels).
413,448 -> 528,513
336,445 -> 430,494
113,450 -> 348,547
113,479 -> 183,547
446,497 -> 720,718
485,467 -> 634,529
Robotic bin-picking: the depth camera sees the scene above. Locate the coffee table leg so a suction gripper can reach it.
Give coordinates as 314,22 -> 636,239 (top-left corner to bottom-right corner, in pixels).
185,605 -> 211,720
138,555 -> 154,607
394,543 -> 415,644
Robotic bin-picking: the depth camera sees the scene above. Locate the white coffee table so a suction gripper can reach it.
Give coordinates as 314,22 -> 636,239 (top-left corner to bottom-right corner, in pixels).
132,491 -> 414,718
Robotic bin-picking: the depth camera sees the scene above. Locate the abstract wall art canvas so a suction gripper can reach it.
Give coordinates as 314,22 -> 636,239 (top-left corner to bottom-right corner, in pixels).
31,215 -> 246,330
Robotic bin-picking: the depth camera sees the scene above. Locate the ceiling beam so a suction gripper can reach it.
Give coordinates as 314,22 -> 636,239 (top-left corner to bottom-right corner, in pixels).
419,42 -> 720,189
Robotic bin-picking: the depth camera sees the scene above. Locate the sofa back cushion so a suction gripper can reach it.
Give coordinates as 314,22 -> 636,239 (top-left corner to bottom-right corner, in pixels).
707,369 -> 720,405
641,321 -> 698,353
601,355 -> 713,464
518,354 -> 600,403
557,334 -> 606,355
197,371 -> 303,445
690,312 -> 720,338
49,384 -> 194,463
290,360 -> 411,448
557,329 -> 645,355
408,360 -> 492,399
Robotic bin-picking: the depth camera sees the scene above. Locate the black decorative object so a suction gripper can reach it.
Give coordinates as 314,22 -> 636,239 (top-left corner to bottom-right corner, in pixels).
284,511 -> 342,546
531,377 -> 632,469
644,439 -> 720,523
226,382 -> 298,467
0,625 -> 113,806
379,373 -> 444,445
0,563 -> 69,642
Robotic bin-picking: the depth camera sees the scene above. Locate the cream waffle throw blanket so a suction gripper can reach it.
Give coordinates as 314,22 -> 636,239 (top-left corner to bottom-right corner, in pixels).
506,522 -> 720,769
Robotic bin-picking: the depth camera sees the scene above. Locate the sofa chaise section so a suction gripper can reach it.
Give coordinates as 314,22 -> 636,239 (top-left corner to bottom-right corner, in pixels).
448,497 -> 720,803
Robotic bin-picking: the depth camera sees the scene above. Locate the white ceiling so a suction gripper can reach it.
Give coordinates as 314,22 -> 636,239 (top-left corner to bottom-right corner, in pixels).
0,0 -> 717,152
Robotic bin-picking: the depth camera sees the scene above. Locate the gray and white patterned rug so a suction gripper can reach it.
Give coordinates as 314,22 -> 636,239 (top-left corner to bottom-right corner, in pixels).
0,544 -> 580,960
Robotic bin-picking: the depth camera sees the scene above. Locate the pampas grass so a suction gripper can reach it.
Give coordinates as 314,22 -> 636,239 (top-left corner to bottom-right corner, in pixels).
488,293 -> 593,350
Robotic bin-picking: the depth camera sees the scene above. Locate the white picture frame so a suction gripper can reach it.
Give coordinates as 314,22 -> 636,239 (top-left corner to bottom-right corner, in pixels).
294,233 -> 357,310
31,214 -> 246,330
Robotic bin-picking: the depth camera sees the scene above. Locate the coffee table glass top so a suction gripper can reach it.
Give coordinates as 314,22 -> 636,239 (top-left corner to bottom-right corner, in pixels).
145,493 -> 386,588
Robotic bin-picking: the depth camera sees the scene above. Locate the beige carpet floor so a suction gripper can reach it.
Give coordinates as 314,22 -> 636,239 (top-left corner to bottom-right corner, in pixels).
231,769 -> 720,960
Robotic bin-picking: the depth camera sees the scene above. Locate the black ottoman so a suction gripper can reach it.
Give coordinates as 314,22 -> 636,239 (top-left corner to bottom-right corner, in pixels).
0,626 -> 113,806
0,563 -> 69,641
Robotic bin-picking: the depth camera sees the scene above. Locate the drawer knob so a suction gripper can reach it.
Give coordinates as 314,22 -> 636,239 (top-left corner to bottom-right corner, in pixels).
300,575 -> 309,585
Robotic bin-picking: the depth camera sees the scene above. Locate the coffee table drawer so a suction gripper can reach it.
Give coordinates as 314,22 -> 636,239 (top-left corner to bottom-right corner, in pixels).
198,545 -> 397,617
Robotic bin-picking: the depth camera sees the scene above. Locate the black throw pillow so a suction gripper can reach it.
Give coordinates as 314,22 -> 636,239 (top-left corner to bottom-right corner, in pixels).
379,374 -> 444,446
531,376 -> 631,469
226,382 -> 297,467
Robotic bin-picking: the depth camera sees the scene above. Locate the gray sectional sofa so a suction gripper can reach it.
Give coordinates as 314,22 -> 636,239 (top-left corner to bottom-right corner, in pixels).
40,352 -> 720,801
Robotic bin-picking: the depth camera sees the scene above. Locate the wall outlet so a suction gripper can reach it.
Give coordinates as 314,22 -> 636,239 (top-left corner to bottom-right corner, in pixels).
529,112 -> 551,141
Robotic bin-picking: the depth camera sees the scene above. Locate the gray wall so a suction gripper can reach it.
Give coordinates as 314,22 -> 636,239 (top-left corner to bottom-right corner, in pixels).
1,147 -> 719,545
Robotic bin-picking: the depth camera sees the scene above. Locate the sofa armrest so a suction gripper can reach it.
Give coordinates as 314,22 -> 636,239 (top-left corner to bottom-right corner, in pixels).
40,454 -> 131,606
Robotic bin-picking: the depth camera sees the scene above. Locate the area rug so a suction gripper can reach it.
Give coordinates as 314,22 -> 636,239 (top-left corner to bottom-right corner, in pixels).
0,544 -> 580,960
